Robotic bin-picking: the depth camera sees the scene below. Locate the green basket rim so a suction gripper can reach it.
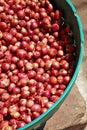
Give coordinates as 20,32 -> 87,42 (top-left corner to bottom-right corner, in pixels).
18,1 -> 84,130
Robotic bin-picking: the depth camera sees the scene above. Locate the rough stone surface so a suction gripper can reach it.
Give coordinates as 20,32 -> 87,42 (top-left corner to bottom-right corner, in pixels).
44,85 -> 86,130
84,125 -> 87,130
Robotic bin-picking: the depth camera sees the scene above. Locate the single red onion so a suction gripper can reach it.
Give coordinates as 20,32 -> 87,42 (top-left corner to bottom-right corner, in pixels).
31,104 -> 41,113
17,121 -> 26,128
23,115 -> 31,123
17,10 -> 25,19
26,100 -> 34,108
1,93 -> 10,101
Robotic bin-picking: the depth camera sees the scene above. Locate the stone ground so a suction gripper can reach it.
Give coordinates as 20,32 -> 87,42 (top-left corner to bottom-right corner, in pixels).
43,0 -> 87,130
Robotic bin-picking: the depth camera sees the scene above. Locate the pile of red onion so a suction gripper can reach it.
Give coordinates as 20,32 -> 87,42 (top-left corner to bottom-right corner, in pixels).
0,0 -> 76,129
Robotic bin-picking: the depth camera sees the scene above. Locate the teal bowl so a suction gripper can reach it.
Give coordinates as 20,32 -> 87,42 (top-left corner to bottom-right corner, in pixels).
18,0 -> 84,130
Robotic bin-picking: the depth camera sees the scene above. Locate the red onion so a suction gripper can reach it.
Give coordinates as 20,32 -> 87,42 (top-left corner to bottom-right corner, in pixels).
33,62 -> 39,70
9,105 -> 19,113
0,114 -> 3,122
1,63 -> 10,71
17,121 -> 26,128
57,50 -> 64,57
0,101 -> 4,109
31,21 -> 38,29
9,45 -> 19,53
27,52 -> 33,60
59,69 -> 67,76
18,78 -> 28,87
28,43 -> 35,51
10,64 -> 16,70
8,83 -> 16,92
0,52 -> 4,59
49,48 -> 57,57
12,69 -> 19,75
17,10 -> 25,19
16,33 -> 23,40
0,89 -> 7,95
9,119 -> 17,129
36,82 -> 44,90
53,32 -> 59,38
25,7 -> 30,15
50,95 -> 59,102
21,27 -> 28,36
25,62 -> 33,71
29,86 -> 36,94
41,46 -> 50,55
17,49 -> 27,59
11,56 -> 19,63
13,87 -> 21,94
48,35 -> 55,44
0,120 -> 9,129
18,73 -> 27,79
0,107 -> 8,117
19,99 -> 27,106
57,75 -> 63,84
1,93 -> 10,101
1,45 -> 7,52
51,69 -> 58,76
41,108 -> 47,113
59,84 -> 66,90
51,23 -> 59,32
60,60 -> 69,70
32,112 -> 40,119
43,90 -> 51,98
0,22 -> 7,31
21,86 -> 29,91
11,111 -> 20,119
0,6 -> 4,12
19,20 -> 26,27
19,106 -> 26,112
63,75 -> 70,84
54,84 -> 60,89
21,41 -> 29,50
27,100 -> 34,108
1,125 -> 13,130
28,79 -> 37,86
21,91 -> 30,98
23,115 -> 31,123
10,28 -> 17,36
56,89 -> 63,96
46,102 -> 53,108
0,78 -> 10,88
42,17 -> 51,28
37,68 -> 44,75
10,75 -> 19,84
31,104 -> 41,113
50,76 -> 57,85
0,31 -> 3,39
17,60 -> 24,68
3,32 -> 13,42
32,35 -> 39,42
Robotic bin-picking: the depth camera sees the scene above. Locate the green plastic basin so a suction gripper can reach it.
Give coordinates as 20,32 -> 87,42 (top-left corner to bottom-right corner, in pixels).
18,0 -> 84,130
